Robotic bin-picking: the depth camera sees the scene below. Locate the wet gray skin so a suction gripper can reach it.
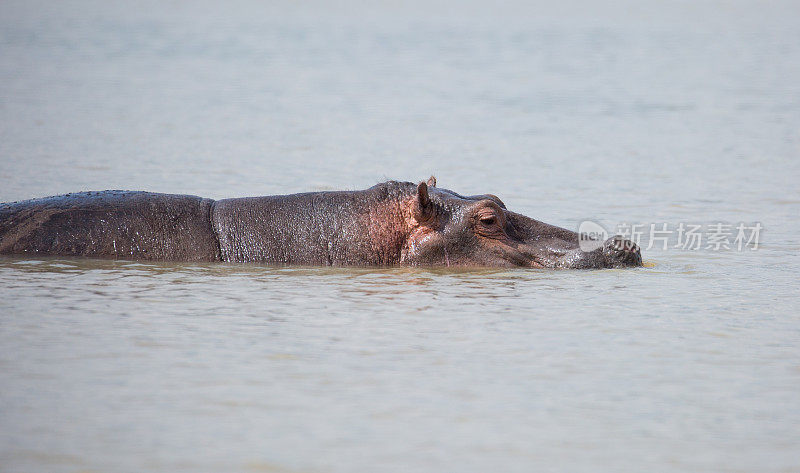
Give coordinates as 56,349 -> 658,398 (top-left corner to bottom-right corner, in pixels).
0,178 -> 641,269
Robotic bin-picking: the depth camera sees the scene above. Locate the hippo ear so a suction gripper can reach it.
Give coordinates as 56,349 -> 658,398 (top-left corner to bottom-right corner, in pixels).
417,181 -> 430,207
427,176 -> 437,187
414,181 -> 435,222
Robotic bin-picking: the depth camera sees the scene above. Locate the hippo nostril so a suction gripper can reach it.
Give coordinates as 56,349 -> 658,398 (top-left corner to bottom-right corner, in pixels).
605,235 -> 637,252
602,236 -> 642,267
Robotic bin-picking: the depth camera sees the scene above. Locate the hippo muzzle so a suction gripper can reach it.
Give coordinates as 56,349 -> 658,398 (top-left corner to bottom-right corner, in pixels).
542,236 -> 642,269
505,212 -> 642,269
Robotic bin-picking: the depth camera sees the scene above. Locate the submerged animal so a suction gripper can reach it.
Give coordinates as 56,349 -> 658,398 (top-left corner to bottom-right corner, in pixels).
0,178 -> 641,269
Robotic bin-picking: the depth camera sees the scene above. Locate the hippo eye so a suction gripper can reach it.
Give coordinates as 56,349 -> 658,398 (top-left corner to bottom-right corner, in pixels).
475,203 -> 505,235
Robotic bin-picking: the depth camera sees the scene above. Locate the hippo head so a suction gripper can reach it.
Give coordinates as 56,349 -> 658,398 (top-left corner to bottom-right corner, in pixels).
399,177 -> 642,269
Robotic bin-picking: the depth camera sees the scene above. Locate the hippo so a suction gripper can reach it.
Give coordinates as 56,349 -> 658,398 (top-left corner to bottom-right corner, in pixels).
0,178 -> 642,268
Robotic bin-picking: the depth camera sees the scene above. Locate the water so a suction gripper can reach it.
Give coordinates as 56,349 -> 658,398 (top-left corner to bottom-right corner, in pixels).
1,1 -> 799,472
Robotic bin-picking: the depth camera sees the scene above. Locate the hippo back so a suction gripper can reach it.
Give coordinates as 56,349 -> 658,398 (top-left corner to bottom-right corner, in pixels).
0,191 -> 220,261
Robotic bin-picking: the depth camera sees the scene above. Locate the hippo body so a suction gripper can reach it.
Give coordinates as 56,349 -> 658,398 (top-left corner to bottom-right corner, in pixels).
0,179 -> 642,269
0,191 -> 219,261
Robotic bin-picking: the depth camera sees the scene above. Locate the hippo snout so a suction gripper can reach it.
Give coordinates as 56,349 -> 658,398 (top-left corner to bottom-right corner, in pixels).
601,235 -> 642,267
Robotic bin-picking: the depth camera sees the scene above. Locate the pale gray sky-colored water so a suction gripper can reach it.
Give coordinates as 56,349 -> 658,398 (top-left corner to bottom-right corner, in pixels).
1,1 -> 799,472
